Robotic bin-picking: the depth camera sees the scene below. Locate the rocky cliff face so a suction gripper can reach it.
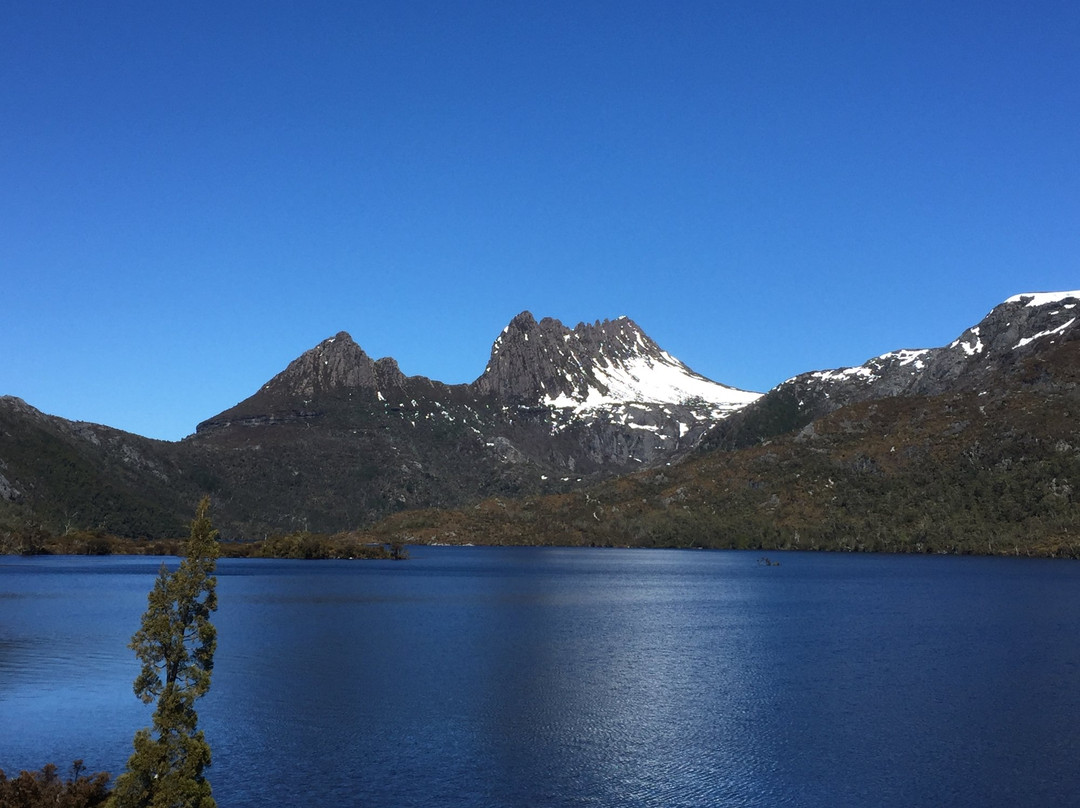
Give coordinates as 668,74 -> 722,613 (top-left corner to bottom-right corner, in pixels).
276,331 -> 380,396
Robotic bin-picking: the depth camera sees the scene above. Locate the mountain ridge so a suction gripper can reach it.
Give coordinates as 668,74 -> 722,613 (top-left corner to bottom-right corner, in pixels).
701,290 -> 1080,451
197,310 -> 758,434
1,292 -> 1077,543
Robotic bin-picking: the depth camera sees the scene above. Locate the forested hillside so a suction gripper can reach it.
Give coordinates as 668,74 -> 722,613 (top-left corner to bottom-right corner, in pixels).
349,341 -> 1080,556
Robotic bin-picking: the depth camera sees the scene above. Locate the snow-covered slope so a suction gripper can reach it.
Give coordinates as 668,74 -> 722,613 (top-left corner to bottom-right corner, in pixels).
544,340 -> 760,415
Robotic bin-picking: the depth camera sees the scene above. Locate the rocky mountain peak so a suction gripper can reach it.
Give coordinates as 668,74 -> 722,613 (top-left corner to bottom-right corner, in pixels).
266,331 -> 378,399
474,312 -> 566,400
508,310 -> 538,329
571,316 -> 664,363
474,312 -> 645,401
473,312 -> 758,415
956,290 -> 1079,358
373,356 -> 408,392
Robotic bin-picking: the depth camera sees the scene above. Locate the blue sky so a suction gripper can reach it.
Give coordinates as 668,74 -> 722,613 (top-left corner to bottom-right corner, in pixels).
2,1 -> 1077,441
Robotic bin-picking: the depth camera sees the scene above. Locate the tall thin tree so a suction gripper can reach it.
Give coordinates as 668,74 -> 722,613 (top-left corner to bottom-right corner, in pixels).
110,498 -> 219,808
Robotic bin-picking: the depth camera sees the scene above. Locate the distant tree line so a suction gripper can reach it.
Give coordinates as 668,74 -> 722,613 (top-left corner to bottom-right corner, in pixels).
0,526 -> 408,560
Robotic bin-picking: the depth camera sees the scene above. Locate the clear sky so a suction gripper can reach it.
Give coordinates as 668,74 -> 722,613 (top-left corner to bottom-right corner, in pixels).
2,1 -> 1078,441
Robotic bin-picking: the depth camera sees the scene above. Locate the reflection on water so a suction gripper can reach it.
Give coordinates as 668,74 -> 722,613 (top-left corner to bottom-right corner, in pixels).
3,549 -> 1080,807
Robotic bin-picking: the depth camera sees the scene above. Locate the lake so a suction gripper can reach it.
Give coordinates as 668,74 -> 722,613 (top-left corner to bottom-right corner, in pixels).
2,547 -> 1079,807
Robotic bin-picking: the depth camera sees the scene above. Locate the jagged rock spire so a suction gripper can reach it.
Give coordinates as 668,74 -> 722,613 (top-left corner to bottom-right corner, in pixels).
474,311 -> 758,412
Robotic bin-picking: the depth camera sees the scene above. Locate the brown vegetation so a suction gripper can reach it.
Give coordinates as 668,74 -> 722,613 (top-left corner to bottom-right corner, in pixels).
0,762 -> 110,808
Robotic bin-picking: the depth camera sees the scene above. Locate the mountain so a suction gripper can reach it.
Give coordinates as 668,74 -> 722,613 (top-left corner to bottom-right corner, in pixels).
475,312 -> 756,415
352,292 -> 1080,556
1,293 -> 1076,546
354,363 -> 1080,556
182,312 -> 758,535
702,290 -> 1080,450
472,312 -> 758,465
198,313 -> 756,447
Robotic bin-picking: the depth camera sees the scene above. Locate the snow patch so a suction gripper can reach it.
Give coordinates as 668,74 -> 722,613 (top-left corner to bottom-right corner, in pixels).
1014,318 -> 1076,350
949,327 -> 983,356
811,366 -> 875,383
544,351 -> 760,415
1006,291 -> 1080,307
881,348 -> 933,367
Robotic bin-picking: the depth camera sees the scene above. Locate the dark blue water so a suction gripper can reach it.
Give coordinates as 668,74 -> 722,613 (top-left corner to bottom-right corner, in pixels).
2,548 -> 1079,807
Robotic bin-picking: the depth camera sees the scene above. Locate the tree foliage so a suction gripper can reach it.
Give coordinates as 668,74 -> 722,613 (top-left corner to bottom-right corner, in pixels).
109,498 -> 220,808
0,761 -> 110,808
